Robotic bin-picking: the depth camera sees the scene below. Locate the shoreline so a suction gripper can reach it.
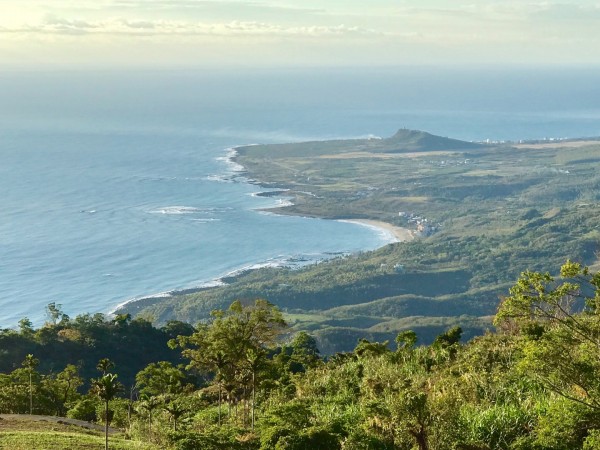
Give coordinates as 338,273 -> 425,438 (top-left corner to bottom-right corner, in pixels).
338,219 -> 415,243
111,252 -> 349,316
233,146 -> 415,244
113,145 -> 413,316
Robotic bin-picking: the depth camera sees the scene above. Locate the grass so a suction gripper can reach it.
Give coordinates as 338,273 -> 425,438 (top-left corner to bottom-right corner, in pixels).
0,417 -> 157,450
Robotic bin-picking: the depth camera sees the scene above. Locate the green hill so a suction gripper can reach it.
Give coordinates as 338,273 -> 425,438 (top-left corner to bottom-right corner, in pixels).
381,128 -> 485,152
236,128 -> 485,159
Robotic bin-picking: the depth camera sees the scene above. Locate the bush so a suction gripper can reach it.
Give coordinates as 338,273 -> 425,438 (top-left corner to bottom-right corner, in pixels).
270,427 -> 340,450
170,427 -> 259,450
533,399 -> 600,450
343,429 -> 395,450
584,429 -> 600,450
459,404 -> 534,449
67,397 -> 98,422
95,398 -> 131,429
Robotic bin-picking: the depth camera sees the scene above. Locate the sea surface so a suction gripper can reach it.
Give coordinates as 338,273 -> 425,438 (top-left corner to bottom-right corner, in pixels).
1,66 -> 599,327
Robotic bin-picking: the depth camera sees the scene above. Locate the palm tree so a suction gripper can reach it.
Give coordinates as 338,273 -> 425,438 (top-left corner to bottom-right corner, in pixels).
245,348 -> 265,430
22,354 -> 39,415
91,373 -> 123,450
162,395 -> 188,431
212,351 -> 228,426
137,396 -> 162,433
96,358 -> 115,375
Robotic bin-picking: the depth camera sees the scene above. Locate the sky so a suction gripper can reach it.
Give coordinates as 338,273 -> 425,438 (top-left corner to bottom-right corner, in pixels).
1,0 -> 600,68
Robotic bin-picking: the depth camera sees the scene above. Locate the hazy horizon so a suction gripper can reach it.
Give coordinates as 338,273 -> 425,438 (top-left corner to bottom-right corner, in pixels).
2,1 -> 599,69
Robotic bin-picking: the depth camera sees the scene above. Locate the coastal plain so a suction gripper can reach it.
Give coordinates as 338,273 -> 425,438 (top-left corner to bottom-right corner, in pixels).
118,130 -> 600,353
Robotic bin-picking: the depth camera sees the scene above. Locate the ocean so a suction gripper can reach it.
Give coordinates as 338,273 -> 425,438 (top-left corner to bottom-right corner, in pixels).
1,66 -> 599,327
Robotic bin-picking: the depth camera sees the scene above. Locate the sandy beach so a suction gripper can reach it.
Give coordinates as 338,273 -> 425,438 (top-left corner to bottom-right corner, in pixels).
339,219 -> 414,243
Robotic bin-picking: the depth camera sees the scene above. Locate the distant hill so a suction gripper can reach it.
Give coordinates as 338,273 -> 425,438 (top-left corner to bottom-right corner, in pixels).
381,129 -> 486,152
236,128 -> 488,159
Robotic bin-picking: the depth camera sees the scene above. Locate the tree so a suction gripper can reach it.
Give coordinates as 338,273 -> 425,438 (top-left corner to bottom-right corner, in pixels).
18,318 -> 34,337
44,364 -> 83,416
289,331 -> 321,370
433,326 -> 462,349
396,330 -> 418,350
135,361 -> 186,398
45,302 -> 69,326
97,358 -> 115,375
112,313 -> 131,328
245,347 -> 265,429
172,299 -> 286,426
354,339 -> 390,358
137,396 -> 162,432
495,261 -> 600,411
162,394 -> 188,431
91,372 -> 123,450
22,354 -> 39,415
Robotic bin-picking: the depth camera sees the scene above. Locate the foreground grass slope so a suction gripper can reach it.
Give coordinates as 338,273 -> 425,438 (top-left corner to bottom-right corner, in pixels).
118,130 -> 600,353
0,416 -> 156,450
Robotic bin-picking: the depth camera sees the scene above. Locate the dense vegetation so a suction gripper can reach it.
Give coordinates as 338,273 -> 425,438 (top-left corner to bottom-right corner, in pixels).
4,130 -> 599,447
3,261 -> 600,449
119,130 -> 600,353
0,305 -> 194,390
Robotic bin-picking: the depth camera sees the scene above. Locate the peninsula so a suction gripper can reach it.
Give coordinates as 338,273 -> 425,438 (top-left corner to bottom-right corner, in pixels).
117,129 -> 600,353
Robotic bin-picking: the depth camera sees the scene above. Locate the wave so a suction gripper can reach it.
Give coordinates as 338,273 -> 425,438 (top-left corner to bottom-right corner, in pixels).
190,218 -> 221,223
108,251 -> 338,316
148,206 -> 232,215
205,174 -> 234,183
253,198 -> 295,213
274,199 -> 293,208
149,206 -> 204,215
215,146 -> 249,174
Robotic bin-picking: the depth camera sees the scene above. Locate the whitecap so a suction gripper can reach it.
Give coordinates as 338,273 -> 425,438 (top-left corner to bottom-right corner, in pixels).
149,206 -> 202,215
190,218 -> 221,223
215,147 -> 249,173
206,174 -> 234,183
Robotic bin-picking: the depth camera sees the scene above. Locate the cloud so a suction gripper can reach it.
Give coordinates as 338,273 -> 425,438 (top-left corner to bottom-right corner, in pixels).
0,15 -> 380,38
389,2 -> 600,22
2,0 -> 599,67
108,0 -> 324,14
21,0 -> 326,20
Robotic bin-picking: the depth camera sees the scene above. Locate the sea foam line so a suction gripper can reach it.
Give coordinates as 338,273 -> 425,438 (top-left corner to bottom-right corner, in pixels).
108,253 -> 327,316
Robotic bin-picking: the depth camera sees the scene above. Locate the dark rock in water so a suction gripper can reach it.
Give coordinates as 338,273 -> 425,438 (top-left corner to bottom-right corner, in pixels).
255,190 -> 289,198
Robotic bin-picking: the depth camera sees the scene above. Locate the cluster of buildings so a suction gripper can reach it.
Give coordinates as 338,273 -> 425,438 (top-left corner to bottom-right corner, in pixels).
399,211 -> 438,237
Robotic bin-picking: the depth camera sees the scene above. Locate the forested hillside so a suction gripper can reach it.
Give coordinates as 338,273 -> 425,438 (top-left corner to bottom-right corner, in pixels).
0,306 -> 194,389
3,261 -> 600,449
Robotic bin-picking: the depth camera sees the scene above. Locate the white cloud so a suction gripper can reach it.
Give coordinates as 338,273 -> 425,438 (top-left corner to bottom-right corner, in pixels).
0,15 -> 380,38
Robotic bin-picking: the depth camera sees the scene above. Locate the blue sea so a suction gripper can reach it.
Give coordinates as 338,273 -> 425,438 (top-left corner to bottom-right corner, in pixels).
1,66 -> 599,327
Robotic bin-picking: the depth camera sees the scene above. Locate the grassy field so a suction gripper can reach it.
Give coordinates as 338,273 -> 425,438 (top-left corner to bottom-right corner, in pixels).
118,130 -> 600,353
0,416 -> 156,450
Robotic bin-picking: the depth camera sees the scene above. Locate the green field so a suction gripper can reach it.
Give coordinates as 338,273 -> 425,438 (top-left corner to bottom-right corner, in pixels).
118,130 -> 600,353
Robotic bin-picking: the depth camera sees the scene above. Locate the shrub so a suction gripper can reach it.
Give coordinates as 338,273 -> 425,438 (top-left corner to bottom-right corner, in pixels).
67,397 -> 98,422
